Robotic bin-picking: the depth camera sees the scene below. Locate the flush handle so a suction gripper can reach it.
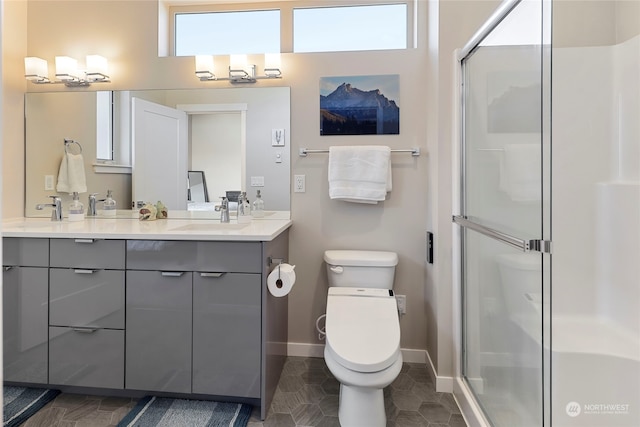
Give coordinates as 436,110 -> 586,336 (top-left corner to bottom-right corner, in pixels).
329,266 -> 344,274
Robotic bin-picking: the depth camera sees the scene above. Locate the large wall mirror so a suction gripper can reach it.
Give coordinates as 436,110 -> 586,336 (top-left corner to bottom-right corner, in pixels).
25,87 -> 291,218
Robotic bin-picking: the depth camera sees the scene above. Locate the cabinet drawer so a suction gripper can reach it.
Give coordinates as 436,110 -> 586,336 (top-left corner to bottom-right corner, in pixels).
50,269 -> 124,329
195,241 -> 262,273
127,241 -> 196,271
3,238 -> 49,267
50,239 -> 125,269
127,241 -> 262,273
49,326 -> 124,389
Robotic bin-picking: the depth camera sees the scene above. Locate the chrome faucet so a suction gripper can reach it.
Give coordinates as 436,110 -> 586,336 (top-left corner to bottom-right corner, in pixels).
87,193 -> 106,216
36,196 -> 63,221
216,197 -> 230,223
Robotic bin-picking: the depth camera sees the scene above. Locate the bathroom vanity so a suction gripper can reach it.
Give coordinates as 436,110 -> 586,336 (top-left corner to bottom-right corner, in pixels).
2,216 -> 291,420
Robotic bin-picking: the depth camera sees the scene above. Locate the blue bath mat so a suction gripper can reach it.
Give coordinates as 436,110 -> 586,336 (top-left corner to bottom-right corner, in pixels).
117,396 -> 252,427
3,386 -> 60,427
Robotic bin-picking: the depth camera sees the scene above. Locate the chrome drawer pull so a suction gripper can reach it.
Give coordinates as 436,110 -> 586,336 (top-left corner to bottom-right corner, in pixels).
3,266 -> 13,271
74,269 -> 96,274
72,327 -> 99,333
74,239 -> 96,244
200,272 -> 225,278
161,271 -> 185,277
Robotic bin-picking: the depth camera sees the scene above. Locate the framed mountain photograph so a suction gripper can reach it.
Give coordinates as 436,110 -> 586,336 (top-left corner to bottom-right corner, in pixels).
320,74 -> 400,135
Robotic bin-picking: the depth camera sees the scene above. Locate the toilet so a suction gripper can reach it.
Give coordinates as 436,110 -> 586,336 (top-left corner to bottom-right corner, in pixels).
496,253 -> 542,329
323,250 -> 402,427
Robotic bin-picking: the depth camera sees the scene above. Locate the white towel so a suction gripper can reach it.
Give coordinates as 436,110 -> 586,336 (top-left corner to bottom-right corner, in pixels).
56,152 -> 87,194
328,145 -> 392,203
499,143 -> 540,202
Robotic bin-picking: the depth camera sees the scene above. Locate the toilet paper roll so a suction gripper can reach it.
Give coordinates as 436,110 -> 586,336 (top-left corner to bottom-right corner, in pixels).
267,263 -> 296,297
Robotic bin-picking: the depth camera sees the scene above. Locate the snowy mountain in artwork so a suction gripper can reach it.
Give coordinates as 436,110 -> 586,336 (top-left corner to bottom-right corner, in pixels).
320,82 -> 399,135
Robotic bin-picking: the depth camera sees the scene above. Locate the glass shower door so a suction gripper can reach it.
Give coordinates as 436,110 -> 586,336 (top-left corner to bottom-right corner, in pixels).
455,0 -> 551,425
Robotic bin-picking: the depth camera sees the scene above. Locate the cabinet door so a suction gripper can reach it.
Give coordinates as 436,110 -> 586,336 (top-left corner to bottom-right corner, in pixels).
193,272 -> 261,398
126,270 -> 192,393
3,267 -> 48,383
49,326 -> 124,389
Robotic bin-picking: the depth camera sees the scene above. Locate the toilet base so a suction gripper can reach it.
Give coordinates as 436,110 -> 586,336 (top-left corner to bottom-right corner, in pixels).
339,383 -> 386,427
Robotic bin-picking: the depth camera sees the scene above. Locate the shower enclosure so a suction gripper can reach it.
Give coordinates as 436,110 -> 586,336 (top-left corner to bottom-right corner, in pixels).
454,0 -> 639,426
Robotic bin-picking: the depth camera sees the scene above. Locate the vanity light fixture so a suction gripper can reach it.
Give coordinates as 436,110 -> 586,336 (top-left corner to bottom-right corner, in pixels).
24,55 -> 110,87
25,57 -> 50,83
195,53 -> 282,84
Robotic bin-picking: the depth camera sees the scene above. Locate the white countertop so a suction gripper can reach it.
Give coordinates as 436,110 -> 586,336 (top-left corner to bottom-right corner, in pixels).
2,215 -> 292,242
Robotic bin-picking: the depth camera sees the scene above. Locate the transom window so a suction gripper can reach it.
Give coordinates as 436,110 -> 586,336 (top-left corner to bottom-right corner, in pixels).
293,4 -> 408,53
175,10 -> 280,56
169,2 -> 412,56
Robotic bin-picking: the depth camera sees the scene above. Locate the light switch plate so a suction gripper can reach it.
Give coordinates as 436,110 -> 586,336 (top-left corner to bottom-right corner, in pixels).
45,175 -> 54,190
271,129 -> 285,147
251,176 -> 265,187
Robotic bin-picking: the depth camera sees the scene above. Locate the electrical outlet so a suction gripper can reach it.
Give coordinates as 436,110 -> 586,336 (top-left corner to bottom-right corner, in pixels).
396,295 -> 407,314
294,174 -> 305,193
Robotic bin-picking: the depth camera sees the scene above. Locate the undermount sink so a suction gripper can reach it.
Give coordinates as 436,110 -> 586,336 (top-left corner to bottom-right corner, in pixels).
169,222 -> 250,232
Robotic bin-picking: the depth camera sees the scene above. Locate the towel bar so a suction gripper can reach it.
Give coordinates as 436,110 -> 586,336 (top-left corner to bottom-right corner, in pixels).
299,147 -> 420,157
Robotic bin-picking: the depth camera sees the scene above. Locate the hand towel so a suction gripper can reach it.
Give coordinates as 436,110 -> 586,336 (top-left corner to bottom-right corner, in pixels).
56,152 -> 87,194
328,145 -> 392,203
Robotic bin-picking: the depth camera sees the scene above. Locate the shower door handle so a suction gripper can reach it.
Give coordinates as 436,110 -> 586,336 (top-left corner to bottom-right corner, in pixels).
453,215 -> 552,253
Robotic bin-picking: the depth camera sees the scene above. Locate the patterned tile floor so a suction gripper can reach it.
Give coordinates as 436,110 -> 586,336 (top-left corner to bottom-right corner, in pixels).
19,356 -> 467,427
248,356 -> 467,427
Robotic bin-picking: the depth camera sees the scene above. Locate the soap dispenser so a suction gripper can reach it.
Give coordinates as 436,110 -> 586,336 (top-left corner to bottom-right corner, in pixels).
237,191 -> 252,224
68,192 -> 85,222
252,190 -> 265,218
102,190 -> 117,217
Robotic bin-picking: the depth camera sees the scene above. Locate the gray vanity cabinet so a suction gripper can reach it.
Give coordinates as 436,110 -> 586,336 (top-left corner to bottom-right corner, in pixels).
2,238 -> 49,383
126,240 -> 263,398
125,270 -> 192,393
1,229 -> 289,421
48,239 -> 125,389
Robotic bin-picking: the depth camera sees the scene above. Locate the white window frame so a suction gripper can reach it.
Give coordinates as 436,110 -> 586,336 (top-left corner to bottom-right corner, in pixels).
93,91 -> 132,174
164,0 -> 415,56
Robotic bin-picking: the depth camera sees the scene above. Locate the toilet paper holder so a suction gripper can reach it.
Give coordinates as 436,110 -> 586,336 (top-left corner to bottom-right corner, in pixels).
268,257 -> 285,266
267,257 -> 292,290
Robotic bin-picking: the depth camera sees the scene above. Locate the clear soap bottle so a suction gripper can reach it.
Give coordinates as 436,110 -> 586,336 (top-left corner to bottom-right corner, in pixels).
237,191 -> 252,223
103,189 -> 117,217
68,192 -> 85,221
252,190 -> 265,218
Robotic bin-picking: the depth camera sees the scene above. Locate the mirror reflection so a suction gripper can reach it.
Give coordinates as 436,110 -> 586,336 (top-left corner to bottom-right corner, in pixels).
24,87 -> 291,218
188,171 -> 210,203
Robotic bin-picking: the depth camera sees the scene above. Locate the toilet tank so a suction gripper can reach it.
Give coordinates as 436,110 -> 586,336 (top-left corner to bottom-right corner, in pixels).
324,250 -> 398,289
496,253 -> 542,320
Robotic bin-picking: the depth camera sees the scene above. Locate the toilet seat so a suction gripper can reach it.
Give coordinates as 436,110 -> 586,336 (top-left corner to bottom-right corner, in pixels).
325,287 -> 401,373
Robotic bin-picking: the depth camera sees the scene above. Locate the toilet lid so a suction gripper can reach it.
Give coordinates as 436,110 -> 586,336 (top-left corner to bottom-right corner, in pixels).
325,287 -> 401,373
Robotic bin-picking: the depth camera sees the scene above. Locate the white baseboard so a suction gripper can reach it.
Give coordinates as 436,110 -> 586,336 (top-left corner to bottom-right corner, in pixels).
425,348 -> 454,393
287,342 -> 325,358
